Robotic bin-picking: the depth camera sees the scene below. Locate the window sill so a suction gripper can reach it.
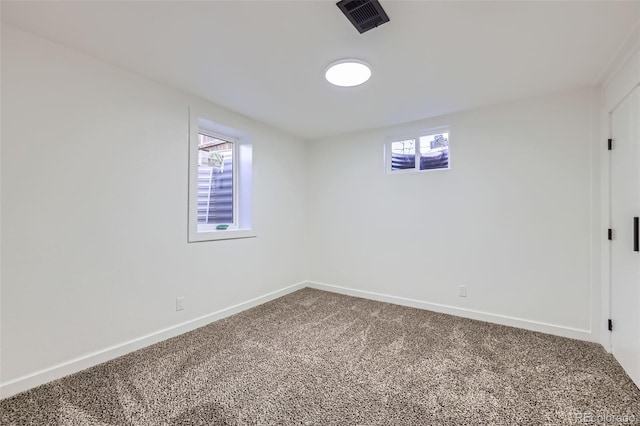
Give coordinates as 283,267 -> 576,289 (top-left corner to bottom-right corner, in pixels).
386,166 -> 450,175
188,228 -> 256,243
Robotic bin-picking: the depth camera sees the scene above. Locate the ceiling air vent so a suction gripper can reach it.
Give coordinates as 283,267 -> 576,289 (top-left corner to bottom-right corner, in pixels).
336,0 -> 390,34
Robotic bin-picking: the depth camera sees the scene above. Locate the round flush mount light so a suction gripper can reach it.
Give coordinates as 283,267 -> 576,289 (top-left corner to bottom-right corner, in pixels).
325,60 -> 371,87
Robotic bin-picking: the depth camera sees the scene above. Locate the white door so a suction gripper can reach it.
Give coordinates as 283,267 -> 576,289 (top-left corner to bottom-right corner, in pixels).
610,85 -> 640,388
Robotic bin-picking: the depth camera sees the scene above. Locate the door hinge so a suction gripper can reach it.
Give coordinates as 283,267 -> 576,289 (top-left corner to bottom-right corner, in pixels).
608,228 -> 613,240
607,138 -> 613,150
608,319 -> 613,331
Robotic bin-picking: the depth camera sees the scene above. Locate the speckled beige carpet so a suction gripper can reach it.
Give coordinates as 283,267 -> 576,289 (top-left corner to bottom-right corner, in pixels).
1,288 -> 639,425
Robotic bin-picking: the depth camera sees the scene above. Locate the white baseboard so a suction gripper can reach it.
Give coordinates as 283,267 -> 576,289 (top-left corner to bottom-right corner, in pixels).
306,281 -> 594,342
2,280 -> 594,400
0,281 -> 306,400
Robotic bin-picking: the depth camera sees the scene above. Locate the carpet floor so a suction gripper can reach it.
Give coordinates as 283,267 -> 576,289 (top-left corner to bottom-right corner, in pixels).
1,288 -> 639,425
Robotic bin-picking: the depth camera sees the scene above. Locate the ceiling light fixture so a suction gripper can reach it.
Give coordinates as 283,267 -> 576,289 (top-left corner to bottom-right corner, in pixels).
325,60 -> 371,87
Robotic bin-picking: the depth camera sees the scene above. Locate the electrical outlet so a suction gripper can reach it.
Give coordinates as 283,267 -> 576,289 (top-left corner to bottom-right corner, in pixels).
176,297 -> 185,311
458,285 -> 467,297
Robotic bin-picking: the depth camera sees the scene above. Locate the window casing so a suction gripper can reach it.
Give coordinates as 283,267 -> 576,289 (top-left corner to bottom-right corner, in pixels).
188,110 -> 254,242
385,128 -> 450,173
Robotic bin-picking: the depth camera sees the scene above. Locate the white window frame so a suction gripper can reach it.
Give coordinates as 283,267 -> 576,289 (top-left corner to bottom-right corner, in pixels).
188,108 -> 255,242
385,126 -> 451,174
197,130 -> 238,233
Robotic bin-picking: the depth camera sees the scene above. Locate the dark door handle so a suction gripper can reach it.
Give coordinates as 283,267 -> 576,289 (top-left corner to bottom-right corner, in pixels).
635,217 -> 639,252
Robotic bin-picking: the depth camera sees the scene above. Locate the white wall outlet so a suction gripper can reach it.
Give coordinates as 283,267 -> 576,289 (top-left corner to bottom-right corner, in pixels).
176,297 -> 185,311
458,285 -> 467,297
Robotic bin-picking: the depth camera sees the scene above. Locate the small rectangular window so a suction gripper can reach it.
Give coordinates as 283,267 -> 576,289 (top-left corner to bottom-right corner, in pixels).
386,129 -> 450,173
188,110 -> 254,242
391,139 -> 416,170
197,133 -> 235,229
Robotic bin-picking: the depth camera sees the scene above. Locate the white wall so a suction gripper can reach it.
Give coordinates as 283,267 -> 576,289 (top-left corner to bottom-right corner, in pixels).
0,22 -> 607,398
0,26 -> 307,392
307,88 -> 599,339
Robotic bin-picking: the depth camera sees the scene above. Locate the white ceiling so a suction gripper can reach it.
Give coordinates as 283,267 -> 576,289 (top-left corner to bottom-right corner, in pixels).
2,1 -> 638,140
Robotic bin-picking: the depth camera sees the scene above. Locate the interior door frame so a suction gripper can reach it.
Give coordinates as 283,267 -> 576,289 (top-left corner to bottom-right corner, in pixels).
606,84 -> 639,343
601,43 -> 640,352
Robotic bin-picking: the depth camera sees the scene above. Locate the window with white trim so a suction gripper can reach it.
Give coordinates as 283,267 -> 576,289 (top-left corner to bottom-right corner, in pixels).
385,129 -> 450,173
197,133 -> 235,229
188,112 -> 254,242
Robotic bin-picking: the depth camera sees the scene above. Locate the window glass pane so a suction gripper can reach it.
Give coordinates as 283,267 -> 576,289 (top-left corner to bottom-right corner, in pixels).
419,132 -> 449,170
391,139 -> 416,170
197,134 -> 233,227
